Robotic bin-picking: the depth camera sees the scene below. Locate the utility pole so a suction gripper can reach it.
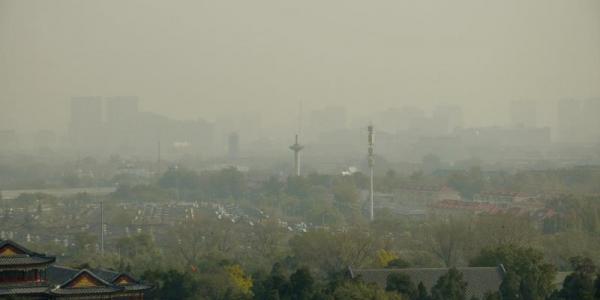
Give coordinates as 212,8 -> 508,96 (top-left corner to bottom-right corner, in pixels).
368,124 -> 375,221
100,200 -> 104,256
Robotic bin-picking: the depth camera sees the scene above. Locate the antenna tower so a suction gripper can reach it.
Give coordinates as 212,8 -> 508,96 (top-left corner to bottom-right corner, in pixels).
368,124 -> 375,221
289,134 -> 304,176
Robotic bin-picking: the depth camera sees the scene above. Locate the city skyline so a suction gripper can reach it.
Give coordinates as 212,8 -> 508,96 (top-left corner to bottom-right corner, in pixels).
2,0 -> 599,132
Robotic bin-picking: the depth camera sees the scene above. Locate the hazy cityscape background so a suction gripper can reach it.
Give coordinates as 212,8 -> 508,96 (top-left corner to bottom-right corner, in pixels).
2,1 -> 600,162
2,1 -> 600,299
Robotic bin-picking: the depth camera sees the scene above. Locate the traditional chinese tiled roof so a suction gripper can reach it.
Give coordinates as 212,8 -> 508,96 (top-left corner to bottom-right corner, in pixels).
0,240 -> 55,269
46,265 -> 152,296
0,240 -> 151,297
0,285 -> 49,296
91,268 -> 153,292
49,268 -> 123,296
350,265 -> 505,299
49,286 -> 123,296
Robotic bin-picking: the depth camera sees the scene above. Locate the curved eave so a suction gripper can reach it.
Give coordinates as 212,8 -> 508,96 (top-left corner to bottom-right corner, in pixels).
122,284 -> 153,292
49,286 -> 124,296
0,256 -> 56,270
0,287 -> 49,296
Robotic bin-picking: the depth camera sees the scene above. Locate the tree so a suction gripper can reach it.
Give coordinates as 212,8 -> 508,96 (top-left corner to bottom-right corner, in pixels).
382,169 -> 398,192
174,214 -> 241,267
143,265 -> 252,300
415,282 -> 430,300
289,227 -> 378,275
482,291 -> 501,300
226,264 -> 253,297
332,179 -> 360,218
426,218 -> 470,267
594,274 -> 600,299
469,214 -> 536,253
142,269 -> 199,300
387,258 -> 411,269
558,257 -> 596,300
263,176 -> 284,196
386,273 -> 416,298
286,176 -> 311,198
115,233 -> 162,274
251,263 -> 290,300
330,280 -> 403,300
430,267 -> 468,300
205,167 -> 246,200
470,245 -> 556,300
289,267 -> 315,300
247,219 -> 286,267
447,167 -> 483,200
159,167 -> 199,190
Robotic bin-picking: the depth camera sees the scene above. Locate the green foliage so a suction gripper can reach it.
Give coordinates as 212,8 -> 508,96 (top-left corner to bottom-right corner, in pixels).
289,267 -> 315,300
387,258 -> 411,268
330,279 -> 403,300
557,257 -> 597,300
143,262 -> 253,300
226,264 -> 253,296
263,176 -> 284,196
545,195 -> 600,234
289,228 -> 378,275
332,178 -> 361,220
205,167 -> 246,200
426,218 -> 470,267
377,249 -> 399,267
115,233 -> 163,274
143,269 -> 200,300
112,184 -> 172,202
430,267 -> 468,300
482,291 -> 501,300
415,282 -> 430,300
286,176 -> 311,198
447,167 -> 483,200
470,245 -> 556,300
386,273 -> 416,298
157,166 -> 247,200
251,264 -> 317,300
159,167 -> 200,190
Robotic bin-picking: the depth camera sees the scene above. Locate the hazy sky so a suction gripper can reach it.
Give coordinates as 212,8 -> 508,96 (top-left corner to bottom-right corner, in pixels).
1,0 -> 599,132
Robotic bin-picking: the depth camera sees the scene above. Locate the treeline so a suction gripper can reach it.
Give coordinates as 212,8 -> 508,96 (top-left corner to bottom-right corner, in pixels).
140,244 -> 600,300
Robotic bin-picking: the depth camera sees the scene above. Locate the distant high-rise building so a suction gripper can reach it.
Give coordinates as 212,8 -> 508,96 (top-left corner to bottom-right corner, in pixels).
582,98 -> 600,144
228,132 -> 240,160
0,129 -> 18,152
34,130 -> 57,152
401,106 -> 426,132
432,105 -> 463,134
69,97 -> 104,153
106,96 -> 140,153
556,99 -> 584,144
510,100 -> 536,128
106,96 -> 139,125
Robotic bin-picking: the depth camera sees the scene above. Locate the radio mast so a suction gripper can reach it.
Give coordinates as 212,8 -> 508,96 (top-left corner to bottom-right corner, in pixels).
368,124 -> 375,221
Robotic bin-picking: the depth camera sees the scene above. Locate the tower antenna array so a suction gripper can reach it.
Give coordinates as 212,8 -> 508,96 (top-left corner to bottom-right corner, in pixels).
368,124 -> 375,221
